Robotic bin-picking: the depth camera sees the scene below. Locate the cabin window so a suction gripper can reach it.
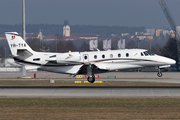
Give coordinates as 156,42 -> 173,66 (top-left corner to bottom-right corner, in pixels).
94,55 -> 97,59
110,54 -> 113,58
141,52 -> 144,56
84,56 -> 87,60
118,53 -> 121,57
33,58 -> 40,61
49,55 -> 56,58
102,55 -> 105,58
126,53 -> 129,57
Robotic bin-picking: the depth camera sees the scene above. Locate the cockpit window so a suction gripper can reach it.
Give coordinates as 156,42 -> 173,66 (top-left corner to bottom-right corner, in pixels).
141,52 -> 144,56
146,51 -> 155,56
143,51 -> 155,56
143,52 -> 149,56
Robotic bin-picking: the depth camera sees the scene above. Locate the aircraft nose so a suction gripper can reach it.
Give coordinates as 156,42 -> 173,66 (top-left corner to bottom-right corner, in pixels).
165,58 -> 176,65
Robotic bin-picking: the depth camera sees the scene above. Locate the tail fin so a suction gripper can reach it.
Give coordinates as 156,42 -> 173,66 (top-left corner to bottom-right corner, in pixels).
5,32 -> 35,59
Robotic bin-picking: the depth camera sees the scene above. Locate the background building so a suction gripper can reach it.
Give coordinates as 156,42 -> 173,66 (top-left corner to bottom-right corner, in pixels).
63,20 -> 70,37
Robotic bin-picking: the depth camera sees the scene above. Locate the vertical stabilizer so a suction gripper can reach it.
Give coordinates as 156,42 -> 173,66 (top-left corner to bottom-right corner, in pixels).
5,32 -> 34,58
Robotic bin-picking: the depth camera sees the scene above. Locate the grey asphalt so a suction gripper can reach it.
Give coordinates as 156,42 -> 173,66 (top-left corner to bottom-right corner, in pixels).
0,71 -> 174,79
0,71 -> 180,83
0,71 -> 180,97
0,86 -> 180,97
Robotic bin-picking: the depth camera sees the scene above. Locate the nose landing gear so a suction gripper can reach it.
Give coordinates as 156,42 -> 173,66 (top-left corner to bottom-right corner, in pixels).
157,67 -> 163,77
157,71 -> 163,77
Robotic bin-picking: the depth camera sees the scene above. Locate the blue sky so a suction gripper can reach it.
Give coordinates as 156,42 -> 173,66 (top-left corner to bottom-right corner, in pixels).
1,0 -> 180,28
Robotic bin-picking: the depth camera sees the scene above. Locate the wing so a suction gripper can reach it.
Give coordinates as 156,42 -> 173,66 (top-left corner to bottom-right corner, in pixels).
77,63 -> 109,75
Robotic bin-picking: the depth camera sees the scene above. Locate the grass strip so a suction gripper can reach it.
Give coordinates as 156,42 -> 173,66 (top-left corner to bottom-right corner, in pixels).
0,97 -> 180,119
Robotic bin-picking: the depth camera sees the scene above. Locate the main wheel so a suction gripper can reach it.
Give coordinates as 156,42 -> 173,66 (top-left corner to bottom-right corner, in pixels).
87,76 -> 95,83
157,72 -> 162,77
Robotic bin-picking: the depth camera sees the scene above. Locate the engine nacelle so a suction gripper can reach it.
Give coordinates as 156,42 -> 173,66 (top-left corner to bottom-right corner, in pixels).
56,52 -> 81,64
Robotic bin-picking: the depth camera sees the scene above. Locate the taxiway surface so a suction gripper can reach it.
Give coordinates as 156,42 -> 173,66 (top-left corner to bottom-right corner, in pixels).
0,86 -> 180,97
0,72 -> 180,97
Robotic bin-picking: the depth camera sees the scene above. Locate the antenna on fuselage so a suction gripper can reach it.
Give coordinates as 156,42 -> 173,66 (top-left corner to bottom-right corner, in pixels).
95,48 -> 100,51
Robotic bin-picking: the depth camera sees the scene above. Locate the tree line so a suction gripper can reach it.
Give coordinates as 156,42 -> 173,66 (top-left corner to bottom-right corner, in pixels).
0,24 -> 145,38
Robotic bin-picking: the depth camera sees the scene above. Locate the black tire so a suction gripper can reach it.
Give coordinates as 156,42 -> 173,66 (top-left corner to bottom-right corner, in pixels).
157,72 -> 163,77
87,76 -> 95,83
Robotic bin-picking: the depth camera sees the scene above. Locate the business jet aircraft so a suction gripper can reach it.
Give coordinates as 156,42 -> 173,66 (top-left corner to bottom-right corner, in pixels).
5,32 -> 175,83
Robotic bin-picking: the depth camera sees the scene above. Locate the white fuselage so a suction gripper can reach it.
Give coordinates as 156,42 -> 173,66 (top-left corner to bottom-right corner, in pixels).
20,49 -> 175,75
5,31 -> 176,75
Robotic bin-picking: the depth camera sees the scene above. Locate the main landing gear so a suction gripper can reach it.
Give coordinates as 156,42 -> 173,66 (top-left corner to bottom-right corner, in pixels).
87,63 -> 95,83
157,67 -> 163,77
87,75 -> 95,83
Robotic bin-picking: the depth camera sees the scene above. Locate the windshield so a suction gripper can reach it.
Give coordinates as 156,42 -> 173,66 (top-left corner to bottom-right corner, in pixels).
143,51 -> 155,56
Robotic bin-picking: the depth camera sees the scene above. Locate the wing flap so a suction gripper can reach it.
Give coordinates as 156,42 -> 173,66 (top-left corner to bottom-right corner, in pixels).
94,63 -> 110,70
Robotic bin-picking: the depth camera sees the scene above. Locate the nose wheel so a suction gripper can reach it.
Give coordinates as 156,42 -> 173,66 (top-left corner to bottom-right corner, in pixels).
157,72 -> 163,77
157,67 -> 163,77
